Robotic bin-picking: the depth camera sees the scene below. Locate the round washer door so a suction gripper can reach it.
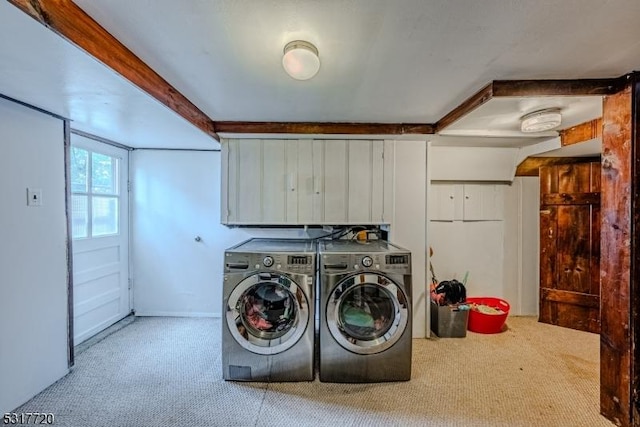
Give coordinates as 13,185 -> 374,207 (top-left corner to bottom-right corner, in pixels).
326,273 -> 409,355
226,272 -> 309,355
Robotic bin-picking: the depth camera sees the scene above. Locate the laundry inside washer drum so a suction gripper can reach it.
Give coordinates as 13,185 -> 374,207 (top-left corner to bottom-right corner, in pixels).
339,285 -> 395,340
241,284 -> 296,336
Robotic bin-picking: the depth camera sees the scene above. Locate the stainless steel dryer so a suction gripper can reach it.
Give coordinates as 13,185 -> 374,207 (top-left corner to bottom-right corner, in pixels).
222,238 -> 316,381
318,239 -> 412,383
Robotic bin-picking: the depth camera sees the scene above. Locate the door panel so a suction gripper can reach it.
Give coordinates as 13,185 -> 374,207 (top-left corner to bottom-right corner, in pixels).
539,162 -> 600,333
71,135 -> 129,344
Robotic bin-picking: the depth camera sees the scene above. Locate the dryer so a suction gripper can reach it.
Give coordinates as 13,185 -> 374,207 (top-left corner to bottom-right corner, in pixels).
318,239 -> 412,383
222,238 -> 316,381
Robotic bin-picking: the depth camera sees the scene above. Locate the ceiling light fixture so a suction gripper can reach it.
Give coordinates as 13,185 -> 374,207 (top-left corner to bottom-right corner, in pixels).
282,40 -> 320,80
520,108 -> 562,133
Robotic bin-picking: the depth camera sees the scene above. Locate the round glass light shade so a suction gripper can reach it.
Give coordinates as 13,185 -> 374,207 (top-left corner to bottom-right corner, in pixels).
282,40 -> 320,80
520,108 -> 562,133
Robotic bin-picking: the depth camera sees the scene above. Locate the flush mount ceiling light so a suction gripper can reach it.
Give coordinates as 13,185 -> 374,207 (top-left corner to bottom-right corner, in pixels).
520,108 -> 562,133
282,40 -> 320,80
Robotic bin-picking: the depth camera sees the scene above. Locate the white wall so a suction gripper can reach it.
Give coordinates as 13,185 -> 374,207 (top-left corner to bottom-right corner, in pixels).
389,140 -> 427,338
131,150 -> 319,317
503,177 -> 540,315
0,98 -> 69,413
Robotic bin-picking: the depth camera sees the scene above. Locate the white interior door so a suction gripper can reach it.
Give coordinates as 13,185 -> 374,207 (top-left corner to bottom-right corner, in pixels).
70,134 -> 130,344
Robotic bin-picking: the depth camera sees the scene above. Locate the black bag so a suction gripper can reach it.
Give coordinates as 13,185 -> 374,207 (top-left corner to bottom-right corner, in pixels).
434,280 -> 467,305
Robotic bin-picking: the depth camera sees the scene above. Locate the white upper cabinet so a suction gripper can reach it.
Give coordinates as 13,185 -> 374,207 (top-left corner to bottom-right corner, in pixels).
429,182 -> 504,221
221,138 -> 392,225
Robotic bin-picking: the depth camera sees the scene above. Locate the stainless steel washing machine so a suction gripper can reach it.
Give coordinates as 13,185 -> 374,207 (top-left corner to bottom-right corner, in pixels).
318,239 -> 412,383
222,238 -> 316,381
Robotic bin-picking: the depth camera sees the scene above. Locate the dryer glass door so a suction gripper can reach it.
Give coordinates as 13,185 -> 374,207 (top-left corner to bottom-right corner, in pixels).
226,272 -> 309,355
327,273 -> 409,355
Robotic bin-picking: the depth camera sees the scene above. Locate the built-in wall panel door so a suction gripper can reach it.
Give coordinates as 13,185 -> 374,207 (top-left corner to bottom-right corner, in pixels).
70,134 -> 130,344
539,162 -> 601,333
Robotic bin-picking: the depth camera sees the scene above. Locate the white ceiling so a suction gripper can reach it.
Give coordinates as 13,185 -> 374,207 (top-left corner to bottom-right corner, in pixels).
1,0 -> 640,149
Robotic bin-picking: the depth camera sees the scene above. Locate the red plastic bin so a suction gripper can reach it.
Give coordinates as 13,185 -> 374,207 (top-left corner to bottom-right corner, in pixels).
466,297 -> 510,334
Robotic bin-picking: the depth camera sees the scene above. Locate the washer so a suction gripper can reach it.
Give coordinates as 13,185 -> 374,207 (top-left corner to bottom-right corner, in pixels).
318,239 -> 412,383
222,238 -> 316,381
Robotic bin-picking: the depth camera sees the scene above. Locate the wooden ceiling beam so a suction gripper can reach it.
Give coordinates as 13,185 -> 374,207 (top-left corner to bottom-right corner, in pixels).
492,78 -> 626,97
559,118 -> 602,146
515,156 -> 600,177
8,0 -> 219,141
436,77 -> 627,133
214,121 -> 435,135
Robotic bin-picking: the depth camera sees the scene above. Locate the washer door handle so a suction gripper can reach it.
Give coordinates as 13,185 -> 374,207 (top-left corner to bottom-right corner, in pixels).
324,263 -> 348,270
226,262 -> 249,270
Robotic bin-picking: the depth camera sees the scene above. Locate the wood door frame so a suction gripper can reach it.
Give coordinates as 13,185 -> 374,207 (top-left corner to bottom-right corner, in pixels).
600,73 -> 640,427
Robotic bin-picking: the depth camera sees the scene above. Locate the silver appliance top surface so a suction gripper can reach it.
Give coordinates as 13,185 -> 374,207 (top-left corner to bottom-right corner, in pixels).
319,239 -> 408,254
227,238 -> 316,254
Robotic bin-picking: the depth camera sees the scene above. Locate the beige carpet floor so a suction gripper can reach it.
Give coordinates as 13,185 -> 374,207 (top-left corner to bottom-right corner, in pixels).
14,316 -> 612,427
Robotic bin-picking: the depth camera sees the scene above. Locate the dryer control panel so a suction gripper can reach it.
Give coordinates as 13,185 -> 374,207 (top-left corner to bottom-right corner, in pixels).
224,252 -> 314,274
321,253 -> 411,274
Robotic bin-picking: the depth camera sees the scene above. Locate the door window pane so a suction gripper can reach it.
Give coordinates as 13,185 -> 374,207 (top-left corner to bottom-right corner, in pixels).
92,196 -> 118,237
339,284 -> 395,341
92,152 -> 117,195
71,195 -> 88,239
240,283 -> 296,338
71,146 -> 122,239
70,148 -> 88,193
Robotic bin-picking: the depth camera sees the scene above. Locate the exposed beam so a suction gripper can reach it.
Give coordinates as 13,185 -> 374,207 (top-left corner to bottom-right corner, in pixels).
8,0 -> 219,141
515,156 -> 600,177
559,118 -> 602,146
492,78 -> 627,97
436,77 -> 626,133
214,121 -> 435,135
435,83 -> 493,133
600,82 -> 634,427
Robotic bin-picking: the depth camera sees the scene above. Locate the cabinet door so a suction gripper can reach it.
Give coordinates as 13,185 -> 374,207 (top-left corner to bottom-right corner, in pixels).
348,140 -> 372,222
262,139 -> 286,224
371,140 -> 385,222
429,183 -> 457,221
463,184 -> 503,221
312,140 -> 324,223
296,139 -> 314,224
237,139 -> 262,223
323,140 -> 348,223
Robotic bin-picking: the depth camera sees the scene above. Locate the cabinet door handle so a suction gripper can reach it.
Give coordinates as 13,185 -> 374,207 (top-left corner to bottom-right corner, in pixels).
288,173 -> 296,192
314,177 -> 321,195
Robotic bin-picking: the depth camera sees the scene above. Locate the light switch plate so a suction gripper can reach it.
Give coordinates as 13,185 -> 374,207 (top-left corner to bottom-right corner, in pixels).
27,188 -> 42,206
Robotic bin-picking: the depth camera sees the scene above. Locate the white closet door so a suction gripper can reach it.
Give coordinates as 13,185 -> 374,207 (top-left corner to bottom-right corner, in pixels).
70,135 -> 130,344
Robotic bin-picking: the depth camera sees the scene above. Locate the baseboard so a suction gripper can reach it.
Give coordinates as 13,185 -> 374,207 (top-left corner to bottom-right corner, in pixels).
134,311 -> 220,318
